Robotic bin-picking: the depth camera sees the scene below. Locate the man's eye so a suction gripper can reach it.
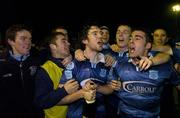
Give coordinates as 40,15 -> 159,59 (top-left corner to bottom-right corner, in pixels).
20,38 -> 26,40
93,32 -> 97,35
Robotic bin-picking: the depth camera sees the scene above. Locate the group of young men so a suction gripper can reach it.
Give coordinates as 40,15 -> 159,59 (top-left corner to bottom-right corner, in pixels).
0,24 -> 180,118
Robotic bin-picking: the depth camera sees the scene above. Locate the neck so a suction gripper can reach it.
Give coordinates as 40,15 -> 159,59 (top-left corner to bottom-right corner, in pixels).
84,48 -> 98,62
119,46 -> 128,52
9,50 -> 29,61
52,53 -> 65,59
131,52 -> 148,65
131,57 -> 140,66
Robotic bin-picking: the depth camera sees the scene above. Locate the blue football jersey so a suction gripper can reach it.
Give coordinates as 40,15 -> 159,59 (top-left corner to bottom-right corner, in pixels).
60,53 -> 111,118
172,45 -> 180,63
112,55 -> 180,117
102,43 -> 119,59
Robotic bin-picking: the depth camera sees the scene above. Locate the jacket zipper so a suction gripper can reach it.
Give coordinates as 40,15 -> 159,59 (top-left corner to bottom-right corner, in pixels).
19,58 -> 25,92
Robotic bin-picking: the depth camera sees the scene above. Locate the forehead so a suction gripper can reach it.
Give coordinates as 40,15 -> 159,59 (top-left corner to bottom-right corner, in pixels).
88,26 -> 100,32
56,34 -> 66,40
55,29 -> 67,33
117,25 -> 130,31
154,29 -> 166,35
101,29 -> 109,32
16,30 -> 31,37
132,30 -> 145,37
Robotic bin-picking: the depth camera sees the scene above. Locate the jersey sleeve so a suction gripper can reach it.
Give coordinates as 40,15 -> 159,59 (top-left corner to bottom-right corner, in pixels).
172,46 -> 180,63
170,66 -> 180,86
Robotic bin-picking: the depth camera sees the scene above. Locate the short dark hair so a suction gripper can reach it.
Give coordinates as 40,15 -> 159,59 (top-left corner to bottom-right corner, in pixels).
51,26 -> 67,33
78,24 -> 100,50
100,26 -> 109,31
47,32 -> 65,45
132,27 -> 153,43
6,24 -> 32,41
5,24 -> 32,50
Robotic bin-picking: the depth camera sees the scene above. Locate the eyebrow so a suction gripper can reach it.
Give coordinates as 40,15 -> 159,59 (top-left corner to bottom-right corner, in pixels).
18,35 -> 32,38
61,37 -> 68,40
89,30 -> 99,34
133,35 -> 144,39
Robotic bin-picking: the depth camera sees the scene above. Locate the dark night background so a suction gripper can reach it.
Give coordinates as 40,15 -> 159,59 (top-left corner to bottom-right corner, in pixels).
0,0 -> 179,45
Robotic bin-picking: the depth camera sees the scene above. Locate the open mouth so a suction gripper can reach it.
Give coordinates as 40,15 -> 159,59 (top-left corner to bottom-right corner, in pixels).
97,41 -> 103,46
118,39 -> 124,42
129,47 -> 135,53
23,46 -> 31,50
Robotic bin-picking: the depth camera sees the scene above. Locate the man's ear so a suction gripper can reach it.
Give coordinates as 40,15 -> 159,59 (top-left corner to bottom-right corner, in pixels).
7,39 -> 14,46
165,37 -> 170,44
49,44 -> 56,50
146,42 -> 152,50
151,33 -> 154,36
82,39 -> 88,45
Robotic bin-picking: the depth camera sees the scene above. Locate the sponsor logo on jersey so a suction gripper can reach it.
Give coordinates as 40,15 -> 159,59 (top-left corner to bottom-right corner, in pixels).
123,81 -> 157,94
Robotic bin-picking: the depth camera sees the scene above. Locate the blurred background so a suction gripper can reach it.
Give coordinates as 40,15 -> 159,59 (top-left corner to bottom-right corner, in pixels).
0,0 -> 179,45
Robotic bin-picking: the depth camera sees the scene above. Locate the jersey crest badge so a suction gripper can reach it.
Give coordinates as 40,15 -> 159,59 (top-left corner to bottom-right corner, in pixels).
149,70 -> 158,80
100,69 -> 107,77
66,62 -> 74,70
65,70 -> 72,79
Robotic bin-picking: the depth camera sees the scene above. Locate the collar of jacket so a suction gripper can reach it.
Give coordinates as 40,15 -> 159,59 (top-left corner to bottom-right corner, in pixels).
49,56 -> 64,68
9,50 -> 30,61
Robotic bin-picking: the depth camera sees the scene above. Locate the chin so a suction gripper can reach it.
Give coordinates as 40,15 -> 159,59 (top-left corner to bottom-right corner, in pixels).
97,47 -> 103,51
22,52 -> 29,55
129,53 -> 136,58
